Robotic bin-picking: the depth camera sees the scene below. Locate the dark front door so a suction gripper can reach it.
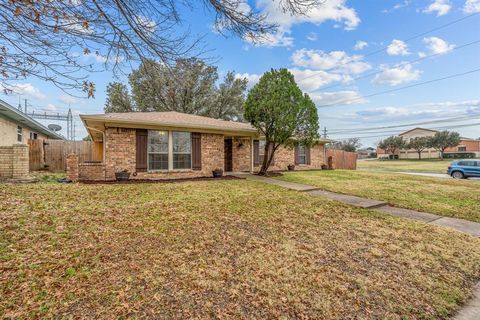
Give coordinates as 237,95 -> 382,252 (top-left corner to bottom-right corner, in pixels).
224,139 -> 233,172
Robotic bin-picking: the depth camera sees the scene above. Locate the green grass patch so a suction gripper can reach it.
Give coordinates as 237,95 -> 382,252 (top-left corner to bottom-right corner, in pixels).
358,159 -> 453,173
1,180 -> 479,318
278,170 -> 480,223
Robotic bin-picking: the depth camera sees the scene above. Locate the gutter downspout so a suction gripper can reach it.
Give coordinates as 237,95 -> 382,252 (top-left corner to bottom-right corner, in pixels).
86,126 -> 106,164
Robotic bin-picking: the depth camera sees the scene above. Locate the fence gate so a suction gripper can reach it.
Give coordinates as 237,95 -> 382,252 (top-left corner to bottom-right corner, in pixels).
28,139 -> 99,172
326,149 -> 357,170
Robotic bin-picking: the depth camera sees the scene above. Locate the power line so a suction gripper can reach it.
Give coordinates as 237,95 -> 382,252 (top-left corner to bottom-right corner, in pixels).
297,12 -> 480,83
318,39 -> 480,91
331,122 -> 480,140
328,114 -> 480,134
317,67 -> 480,108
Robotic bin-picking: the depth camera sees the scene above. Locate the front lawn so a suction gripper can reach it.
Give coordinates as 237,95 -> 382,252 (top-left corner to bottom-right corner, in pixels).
358,159 -> 452,173
278,170 -> 480,223
1,180 -> 480,319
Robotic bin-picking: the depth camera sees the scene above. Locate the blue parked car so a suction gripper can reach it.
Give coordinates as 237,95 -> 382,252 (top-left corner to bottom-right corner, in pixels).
447,159 -> 480,179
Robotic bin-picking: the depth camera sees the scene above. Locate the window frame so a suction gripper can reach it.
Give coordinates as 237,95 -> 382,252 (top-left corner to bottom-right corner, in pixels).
297,145 -> 307,165
17,126 -> 23,142
458,146 -> 467,152
172,131 -> 192,170
146,130 -> 193,172
147,130 -> 169,171
258,140 -> 266,164
30,131 -> 38,140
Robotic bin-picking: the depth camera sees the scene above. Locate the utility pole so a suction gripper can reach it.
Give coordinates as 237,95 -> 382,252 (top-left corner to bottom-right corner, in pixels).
73,122 -> 76,141
24,99 -> 28,114
322,127 -> 328,139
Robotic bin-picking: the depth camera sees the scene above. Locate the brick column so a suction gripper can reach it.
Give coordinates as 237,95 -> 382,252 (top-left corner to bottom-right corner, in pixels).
12,144 -> 29,179
66,154 -> 79,182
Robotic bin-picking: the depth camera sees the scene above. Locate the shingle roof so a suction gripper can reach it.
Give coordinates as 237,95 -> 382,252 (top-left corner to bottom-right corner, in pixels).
81,111 -> 257,133
0,99 -> 65,140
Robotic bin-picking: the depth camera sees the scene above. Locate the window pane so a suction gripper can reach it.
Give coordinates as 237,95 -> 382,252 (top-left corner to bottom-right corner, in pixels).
148,131 -> 168,153
259,140 -> 266,156
173,132 -> 191,169
173,132 -> 191,153
149,154 -> 168,170
173,154 -> 191,169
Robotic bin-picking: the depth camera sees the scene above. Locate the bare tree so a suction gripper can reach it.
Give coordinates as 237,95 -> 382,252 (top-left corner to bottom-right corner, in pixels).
0,1 -> 321,97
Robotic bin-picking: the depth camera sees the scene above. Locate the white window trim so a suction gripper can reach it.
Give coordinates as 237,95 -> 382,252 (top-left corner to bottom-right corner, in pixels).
147,130 -> 169,171
17,126 -> 23,142
147,130 -> 192,172
298,145 -> 307,165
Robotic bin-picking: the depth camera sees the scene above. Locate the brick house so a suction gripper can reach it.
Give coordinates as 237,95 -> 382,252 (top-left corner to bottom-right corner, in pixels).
376,127 -> 480,159
74,112 -> 330,181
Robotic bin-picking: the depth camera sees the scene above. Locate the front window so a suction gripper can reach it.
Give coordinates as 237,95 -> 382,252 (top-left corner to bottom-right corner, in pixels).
258,140 -> 266,163
458,146 -> 467,152
173,131 -> 191,169
30,132 -> 38,140
148,130 -> 168,170
17,126 -> 22,142
298,145 -> 307,164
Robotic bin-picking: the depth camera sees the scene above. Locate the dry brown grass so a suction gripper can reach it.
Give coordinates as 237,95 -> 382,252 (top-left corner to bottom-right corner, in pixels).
1,180 -> 480,319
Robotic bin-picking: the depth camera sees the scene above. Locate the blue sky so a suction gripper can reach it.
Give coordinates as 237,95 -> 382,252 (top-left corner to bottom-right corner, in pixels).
1,0 -> 480,147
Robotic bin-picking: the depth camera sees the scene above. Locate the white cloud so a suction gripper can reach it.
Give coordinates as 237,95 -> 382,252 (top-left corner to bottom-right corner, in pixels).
5,83 -> 46,100
424,0 -> 451,16
45,104 -> 57,111
59,95 -> 77,104
289,68 -> 346,91
423,37 -> 455,55
235,73 -> 261,88
306,32 -> 317,41
354,40 -> 368,50
250,0 -> 360,47
386,39 -> 410,56
344,100 -> 480,123
372,63 -> 422,86
310,90 -> 367,106
464,0 -> 480,13
291,49 -> 371,74
382,1 -> 411,13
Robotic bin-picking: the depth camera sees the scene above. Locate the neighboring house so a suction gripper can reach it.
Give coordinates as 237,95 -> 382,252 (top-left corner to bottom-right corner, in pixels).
0,99 -> 64,146
357,147 -> 376,159
376,127 -> 480,159
77,111 -> 330,181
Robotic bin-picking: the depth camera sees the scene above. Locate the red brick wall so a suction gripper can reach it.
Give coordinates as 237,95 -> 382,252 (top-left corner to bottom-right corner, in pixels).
102,128 -> 224,180
254,144 -> 326,172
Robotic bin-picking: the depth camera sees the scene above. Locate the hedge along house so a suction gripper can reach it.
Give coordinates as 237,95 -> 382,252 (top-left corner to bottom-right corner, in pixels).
74,111 -> 329,181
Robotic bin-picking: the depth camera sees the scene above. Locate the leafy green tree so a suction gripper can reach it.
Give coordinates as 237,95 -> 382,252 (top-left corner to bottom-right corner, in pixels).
244,68 -> 319,175
428,131 -> 461,159
407,136 -> 430,160
104,82 -> 135,113
329,138 -> 361,152
204,72 -> 248,121
378,136 -> 405,158
124,59 -> 246,120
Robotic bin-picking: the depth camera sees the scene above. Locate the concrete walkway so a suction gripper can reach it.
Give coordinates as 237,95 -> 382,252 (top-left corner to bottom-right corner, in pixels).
233,173 -> 480,319
233,173 -> 480,237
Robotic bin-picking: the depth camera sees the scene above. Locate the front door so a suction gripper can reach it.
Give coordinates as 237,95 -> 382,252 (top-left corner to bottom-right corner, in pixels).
224,139 -> 233,172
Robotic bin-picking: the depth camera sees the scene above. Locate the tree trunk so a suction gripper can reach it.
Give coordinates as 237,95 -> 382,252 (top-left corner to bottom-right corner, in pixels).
258,142 -> 271,175
418,151 -> 421,160
259,142 -> 278,176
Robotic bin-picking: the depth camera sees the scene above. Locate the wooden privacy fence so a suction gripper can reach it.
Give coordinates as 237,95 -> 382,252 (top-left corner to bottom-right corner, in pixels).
28,139 -> 102,172
326,149 -> 357,170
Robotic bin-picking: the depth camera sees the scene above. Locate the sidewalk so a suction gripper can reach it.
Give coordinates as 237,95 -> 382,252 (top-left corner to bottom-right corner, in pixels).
233,173 -> 480,237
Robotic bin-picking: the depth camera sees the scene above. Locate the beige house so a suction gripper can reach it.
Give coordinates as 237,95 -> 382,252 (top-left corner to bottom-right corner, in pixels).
377,127 -> 480,159
75,111 -> 330,181
0,99 -> 64,146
